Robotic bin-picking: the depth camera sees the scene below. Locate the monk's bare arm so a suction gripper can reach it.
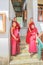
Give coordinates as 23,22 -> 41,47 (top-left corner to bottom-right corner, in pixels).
11,27 -> 18,40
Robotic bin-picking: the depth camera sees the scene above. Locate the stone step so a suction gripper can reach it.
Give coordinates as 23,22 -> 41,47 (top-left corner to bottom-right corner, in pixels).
10,45 -> 43,65
10,58 -> 43,65
11,45 -> 38,61
0,57 -> 8,65
20,36 -> 26,40
20,44 -> 28,51
20,38 -> 27,49
20,41 -> 26,45
11,50 -> 38,61
20,43 -> 26,48
20,45 -> 26,50
20,36 -> 27,49
11,53 -> 38,61
10,44 -> 43,65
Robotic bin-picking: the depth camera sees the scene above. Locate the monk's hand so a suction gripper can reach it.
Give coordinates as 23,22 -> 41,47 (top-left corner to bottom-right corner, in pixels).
13,36 -> 18,41
36,40 -> 38,44
16,38 -> 19,41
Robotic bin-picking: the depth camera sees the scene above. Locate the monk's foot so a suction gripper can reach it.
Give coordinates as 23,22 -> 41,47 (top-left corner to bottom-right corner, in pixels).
30,53 -> 33,57
39,58 -> 41,60
11,54 -> 17,56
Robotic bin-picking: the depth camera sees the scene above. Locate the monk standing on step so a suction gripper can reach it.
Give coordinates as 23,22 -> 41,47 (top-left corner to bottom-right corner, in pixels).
26,18 -> 39,57
11,17 -> 20,56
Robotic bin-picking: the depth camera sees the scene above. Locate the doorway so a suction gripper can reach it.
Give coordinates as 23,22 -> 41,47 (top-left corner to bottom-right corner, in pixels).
11,0 -> 27,28
9,0 -> 28,62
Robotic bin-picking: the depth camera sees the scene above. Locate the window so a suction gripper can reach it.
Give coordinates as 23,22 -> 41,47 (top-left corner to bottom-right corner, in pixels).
38,4 -> 43,22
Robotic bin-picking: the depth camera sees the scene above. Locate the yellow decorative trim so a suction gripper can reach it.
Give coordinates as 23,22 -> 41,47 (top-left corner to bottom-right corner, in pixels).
0,13 -> 6,33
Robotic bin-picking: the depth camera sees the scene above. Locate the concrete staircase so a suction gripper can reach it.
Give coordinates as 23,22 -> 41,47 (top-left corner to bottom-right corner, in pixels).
10,36 -> 43,65
20,36 -> 26,50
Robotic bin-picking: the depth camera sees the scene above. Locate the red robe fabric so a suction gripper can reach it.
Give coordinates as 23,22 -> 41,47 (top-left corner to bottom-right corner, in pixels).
26,29 -> 31,44
26,22 -> 39,53
11,21 -> 20,56
26,22 -> 38,44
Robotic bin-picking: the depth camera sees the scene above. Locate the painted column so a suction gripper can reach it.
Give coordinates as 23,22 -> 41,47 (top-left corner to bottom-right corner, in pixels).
27,0 -> 33,24
33,0 -> 42,32
33,0 -> 38,22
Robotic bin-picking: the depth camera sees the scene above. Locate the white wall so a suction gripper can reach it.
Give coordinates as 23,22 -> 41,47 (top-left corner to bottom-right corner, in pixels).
0,38 -> 9,57
0,0 -> 9,38
0,0 -> 10,60
0,0 -> 15,61
33,0 -> 43,32
27,0 -> 33,23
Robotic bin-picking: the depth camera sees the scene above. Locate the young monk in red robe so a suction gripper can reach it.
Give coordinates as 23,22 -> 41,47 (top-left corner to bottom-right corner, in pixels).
11,17 -> 20,56
26,18 -> 39,57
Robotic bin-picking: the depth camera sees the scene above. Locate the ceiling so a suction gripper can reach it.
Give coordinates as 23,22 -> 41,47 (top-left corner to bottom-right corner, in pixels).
38,0 -> 43,4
